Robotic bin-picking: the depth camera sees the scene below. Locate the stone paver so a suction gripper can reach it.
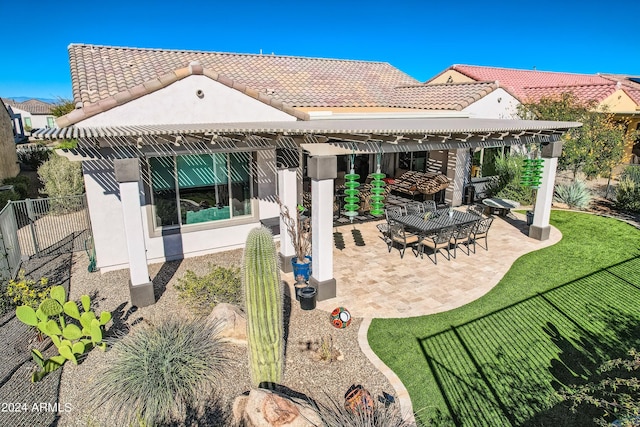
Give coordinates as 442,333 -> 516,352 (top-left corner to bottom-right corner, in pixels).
282,211 -> 562,422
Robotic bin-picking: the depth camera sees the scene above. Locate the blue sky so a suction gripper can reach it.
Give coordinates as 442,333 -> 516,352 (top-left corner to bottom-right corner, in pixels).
1,0 -> 638,101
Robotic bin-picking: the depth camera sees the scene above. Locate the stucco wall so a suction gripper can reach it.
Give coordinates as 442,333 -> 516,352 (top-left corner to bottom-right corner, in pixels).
78,76 -> 297,127
10,106 -> 54,129
427,70 -> 475,84
0,106 -> 20,180
81,82 -> 294,271
601,89 -> 638,113
462,88 -> 521,119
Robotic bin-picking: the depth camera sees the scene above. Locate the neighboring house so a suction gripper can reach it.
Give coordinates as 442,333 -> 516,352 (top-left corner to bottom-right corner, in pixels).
0,103 -> 20,180
36,44 -> 577,307
1,98 -> 57,132
427,65 -> 640,163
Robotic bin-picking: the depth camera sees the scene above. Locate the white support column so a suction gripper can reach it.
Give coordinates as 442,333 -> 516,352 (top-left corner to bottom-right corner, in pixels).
444,148 -> 470,207
278,167 -> 297,273
307,156 -> 337,301
529,141 -> 563,241
114,158 -> 155,307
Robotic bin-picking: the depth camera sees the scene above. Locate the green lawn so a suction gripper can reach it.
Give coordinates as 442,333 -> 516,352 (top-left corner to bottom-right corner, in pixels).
368,211 -> 640,426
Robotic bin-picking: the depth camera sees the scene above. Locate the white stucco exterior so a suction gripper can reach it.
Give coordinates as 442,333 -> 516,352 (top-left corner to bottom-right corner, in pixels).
82,79 -> 296,271
10,106 -> 55,130
78,76 -> 297,127
461,88 -> 520,119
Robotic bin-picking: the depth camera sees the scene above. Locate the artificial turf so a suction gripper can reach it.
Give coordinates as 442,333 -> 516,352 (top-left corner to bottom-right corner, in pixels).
368,211 -> 640,426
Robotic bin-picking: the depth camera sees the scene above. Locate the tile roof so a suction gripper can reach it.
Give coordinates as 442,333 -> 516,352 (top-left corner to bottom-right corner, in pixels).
522,84 -> 617,104
444,65 -> 612,101
68,44 -> 420,109
389,81 -> 499,110
2,98 -> 53,115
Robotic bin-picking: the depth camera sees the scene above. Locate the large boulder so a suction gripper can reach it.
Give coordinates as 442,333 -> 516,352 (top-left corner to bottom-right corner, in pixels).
233,388 -> 322,427
206,303 -> 247,344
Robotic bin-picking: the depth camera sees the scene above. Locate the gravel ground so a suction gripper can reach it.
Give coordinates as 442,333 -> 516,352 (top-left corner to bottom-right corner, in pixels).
56,249 -> 395,426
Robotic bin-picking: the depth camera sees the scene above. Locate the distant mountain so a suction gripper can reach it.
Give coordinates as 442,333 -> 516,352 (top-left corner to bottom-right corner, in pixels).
5,97 -> 58,104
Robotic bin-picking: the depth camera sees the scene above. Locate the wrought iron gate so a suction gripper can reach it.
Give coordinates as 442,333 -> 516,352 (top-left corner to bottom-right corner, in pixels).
0,194 -> 92,281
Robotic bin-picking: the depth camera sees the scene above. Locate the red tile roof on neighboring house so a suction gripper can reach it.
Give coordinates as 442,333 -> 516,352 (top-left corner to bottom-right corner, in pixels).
390,81 -> 499,110
68,44 -> 420,108
522,84 -> 618,104
442,65 -> 612,101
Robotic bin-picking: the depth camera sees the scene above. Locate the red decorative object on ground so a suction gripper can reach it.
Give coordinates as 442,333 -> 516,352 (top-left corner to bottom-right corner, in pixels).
330,307 -> 352,329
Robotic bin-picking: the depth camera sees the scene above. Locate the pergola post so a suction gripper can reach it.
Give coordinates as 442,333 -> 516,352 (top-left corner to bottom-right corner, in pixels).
277,167 -> 297,273
529,141 -> 563,241
445,149 -> 470,207
114,158 -> 155,307
307,156 -> 337,301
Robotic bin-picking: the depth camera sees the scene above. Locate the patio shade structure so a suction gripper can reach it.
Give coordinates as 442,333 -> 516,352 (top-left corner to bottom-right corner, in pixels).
35,117 -> 580,304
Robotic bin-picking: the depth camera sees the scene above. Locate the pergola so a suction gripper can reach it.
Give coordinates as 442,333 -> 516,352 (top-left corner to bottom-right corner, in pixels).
35,117 -> 580,305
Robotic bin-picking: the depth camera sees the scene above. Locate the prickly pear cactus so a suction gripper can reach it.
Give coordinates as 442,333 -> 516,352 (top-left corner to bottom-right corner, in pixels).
242,226 -> 284,387
14,285 -> 112,382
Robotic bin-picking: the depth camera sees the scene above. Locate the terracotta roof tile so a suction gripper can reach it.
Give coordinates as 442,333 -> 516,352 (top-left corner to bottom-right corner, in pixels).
390,81 -> 499,110
447,65 -> 612,101
522,84 -> 617,104
68,43 -> 420,109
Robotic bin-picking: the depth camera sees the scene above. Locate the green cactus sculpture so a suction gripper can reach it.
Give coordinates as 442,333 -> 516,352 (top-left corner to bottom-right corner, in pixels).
15,285 -> 111,382
242,226 -> 284,388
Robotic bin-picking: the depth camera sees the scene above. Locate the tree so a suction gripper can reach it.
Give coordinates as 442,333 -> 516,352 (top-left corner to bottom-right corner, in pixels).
50,97 -> 76,117
519,93 -> 629,179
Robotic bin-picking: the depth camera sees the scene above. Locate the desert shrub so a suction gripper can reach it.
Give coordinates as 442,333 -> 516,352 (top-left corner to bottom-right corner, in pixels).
2,175 -> 30,199
6,270 -> 50,309
92,319 -> 229,426
559,348 -> 640,427
37,154 -> 85,213
616,166 -> 640,213
485,153 -> 534,205
17,144 -> 51,170
0,189 -> 19,208
55,139 -> 78,150
175,265 -> 242,314
554,180 -> 592,209
311,389 -> 416,427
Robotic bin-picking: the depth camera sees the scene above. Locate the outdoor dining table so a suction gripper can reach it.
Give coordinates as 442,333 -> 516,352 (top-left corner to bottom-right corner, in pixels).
394,209 -> 481,235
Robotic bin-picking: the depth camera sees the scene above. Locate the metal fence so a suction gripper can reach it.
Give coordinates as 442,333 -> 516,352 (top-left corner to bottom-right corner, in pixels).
0,195 -> 91,281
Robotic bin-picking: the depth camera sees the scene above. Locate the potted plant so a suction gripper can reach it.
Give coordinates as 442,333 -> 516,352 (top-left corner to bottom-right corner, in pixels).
279,201 -> 312,286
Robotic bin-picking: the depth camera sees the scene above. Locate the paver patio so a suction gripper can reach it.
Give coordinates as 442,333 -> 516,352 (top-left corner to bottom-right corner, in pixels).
283,211 -> 561,319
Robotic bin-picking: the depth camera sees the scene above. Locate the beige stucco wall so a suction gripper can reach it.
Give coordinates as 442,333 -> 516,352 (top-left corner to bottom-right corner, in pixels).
600,89 -> 639,113
427,70 -> 475,84
0,106 -> 20,180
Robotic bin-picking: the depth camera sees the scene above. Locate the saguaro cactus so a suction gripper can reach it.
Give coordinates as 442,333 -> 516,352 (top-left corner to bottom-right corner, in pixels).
242,226 -> 284,387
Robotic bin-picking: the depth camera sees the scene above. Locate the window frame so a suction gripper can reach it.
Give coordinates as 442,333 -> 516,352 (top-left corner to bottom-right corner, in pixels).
144,150 -> 258,234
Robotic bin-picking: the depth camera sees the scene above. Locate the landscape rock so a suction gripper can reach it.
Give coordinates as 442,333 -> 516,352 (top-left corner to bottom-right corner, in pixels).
207,303 -> 247,344
236,388 -> 322,427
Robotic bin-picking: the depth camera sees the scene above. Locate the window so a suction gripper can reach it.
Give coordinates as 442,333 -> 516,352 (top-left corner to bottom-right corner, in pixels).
149,152 -> 253,228
24,117 -> 32,128
398,152 -> 429,172
47,117 -> 55,128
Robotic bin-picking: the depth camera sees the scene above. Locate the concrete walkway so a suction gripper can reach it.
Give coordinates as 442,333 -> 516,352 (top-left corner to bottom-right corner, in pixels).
282,211 -> 562,422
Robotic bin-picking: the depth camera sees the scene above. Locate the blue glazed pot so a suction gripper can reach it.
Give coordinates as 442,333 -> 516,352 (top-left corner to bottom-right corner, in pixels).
291,256 -> 312,284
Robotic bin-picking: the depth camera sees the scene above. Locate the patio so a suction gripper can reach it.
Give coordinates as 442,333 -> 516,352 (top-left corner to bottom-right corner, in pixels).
282,211 -> 561,319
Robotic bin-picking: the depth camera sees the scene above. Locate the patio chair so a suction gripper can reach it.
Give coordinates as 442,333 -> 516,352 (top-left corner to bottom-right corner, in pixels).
385,206 -> 404,225
449,222 -> 476,258
405,201 -> 424,215
388,223 -> 419,259
467,203 -> 486,217
422,200 -> 437,212
470,216 -> 494,253
376,222 -> 391,245
418,226 -> 454,264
